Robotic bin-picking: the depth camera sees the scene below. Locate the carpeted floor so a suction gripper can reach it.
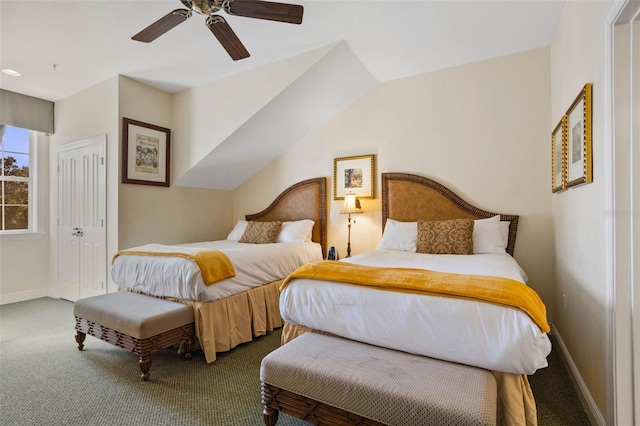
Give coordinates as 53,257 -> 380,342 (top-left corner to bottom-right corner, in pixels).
0,297 -> 590,425
527,336 -> 592,425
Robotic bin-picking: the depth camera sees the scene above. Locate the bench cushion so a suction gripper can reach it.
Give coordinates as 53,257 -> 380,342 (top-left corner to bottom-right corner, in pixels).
73,292 -> 194,339
260,332 -> 497,426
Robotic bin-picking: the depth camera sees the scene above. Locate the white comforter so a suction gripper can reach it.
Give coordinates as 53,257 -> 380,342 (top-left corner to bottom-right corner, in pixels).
279,249 -> 551,375
112,240 -> 322,301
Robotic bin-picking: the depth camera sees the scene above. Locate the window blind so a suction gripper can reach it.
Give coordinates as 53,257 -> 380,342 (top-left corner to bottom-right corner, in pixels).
0,89 -> 54,134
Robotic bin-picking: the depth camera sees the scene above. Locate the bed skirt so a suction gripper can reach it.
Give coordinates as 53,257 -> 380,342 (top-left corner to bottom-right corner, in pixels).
281,323 -> 538,426
121,280 -> 283,363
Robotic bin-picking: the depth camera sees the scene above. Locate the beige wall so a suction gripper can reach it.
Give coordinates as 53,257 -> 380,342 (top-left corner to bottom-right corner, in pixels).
118,76 -> 233,249
0,133 -> 50,303
235,47 -> 555,314
48,77 -> 120,296
1,75 -> 236,303
118,185 -> 232,248
550,0 -> 613,420
2,77 -> 120,302
0,236 -> 50,299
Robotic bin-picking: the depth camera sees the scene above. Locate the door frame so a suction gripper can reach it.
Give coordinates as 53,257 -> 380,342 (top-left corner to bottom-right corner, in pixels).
604,1 -> 639,425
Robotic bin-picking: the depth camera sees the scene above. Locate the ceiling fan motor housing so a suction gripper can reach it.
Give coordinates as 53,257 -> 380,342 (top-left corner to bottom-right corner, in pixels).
181,0 -> 226,15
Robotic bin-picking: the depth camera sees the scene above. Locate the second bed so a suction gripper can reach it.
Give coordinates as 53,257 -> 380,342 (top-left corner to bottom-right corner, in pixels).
279,173 -> 551,425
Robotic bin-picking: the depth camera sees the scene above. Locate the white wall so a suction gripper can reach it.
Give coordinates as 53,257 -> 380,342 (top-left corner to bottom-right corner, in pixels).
171,45 -> 334,183
550,0 -> 613,420
235,47 -> 555,314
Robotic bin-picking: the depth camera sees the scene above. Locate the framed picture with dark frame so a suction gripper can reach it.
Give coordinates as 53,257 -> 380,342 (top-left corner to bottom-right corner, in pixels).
122,117 -> 171,187
551,115 -> 567,193
333,154 -> 375,200
565,83 -> 593,188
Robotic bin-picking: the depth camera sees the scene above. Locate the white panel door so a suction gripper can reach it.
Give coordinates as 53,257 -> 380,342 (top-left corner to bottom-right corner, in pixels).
57,149 -> 81,301
57,136 -> 106,302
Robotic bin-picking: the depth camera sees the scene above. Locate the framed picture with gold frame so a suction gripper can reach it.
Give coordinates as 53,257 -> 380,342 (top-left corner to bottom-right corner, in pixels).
551,116 -> 567,193
565,83 -> 593,188
333,154 -> 375,200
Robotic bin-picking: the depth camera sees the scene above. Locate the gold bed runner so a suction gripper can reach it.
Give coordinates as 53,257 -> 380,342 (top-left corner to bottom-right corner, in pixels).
113,247 -> 235,285
282,261 -> 549,333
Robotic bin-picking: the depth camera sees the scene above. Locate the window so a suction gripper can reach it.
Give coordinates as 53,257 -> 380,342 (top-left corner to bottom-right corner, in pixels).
1,125 -> 33,232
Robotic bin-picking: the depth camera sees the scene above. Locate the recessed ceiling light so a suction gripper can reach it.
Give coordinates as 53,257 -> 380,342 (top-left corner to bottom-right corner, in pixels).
2,69 -> 21,77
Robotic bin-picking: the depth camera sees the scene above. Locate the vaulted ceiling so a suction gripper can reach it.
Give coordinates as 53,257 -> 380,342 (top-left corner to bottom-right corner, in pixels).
0,1 -> 564,190
0,1 -> 563,102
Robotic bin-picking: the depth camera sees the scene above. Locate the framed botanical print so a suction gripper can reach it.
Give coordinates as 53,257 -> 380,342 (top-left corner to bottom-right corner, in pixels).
551,116 -> 567,193
122,118 -> 171,187
565,83 -> 593,188
333,154 -> 375,200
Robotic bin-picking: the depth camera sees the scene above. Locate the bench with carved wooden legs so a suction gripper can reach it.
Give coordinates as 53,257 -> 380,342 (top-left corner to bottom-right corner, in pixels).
260,332 -> 497,426
74,291 -> 195,381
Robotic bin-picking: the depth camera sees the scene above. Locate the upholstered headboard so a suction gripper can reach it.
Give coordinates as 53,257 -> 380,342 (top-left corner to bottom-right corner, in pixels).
245,177 -> 327,257
381,173 -> 519,256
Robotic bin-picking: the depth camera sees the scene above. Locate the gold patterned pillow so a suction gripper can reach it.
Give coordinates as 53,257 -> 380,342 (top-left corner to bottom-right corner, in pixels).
239,221 -> 283,244
417,219 -> 474,254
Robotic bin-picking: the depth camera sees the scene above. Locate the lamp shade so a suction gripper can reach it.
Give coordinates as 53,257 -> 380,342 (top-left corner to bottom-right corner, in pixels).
340,193 -> 363,214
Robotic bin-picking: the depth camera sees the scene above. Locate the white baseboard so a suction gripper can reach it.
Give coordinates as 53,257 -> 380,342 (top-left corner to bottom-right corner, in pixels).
0,288 -> 52,305
551,324 -> 605,426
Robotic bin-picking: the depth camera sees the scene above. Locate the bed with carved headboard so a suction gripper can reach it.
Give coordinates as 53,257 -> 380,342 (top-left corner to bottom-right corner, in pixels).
279,173 -> 550,425
112,177 -> 327,363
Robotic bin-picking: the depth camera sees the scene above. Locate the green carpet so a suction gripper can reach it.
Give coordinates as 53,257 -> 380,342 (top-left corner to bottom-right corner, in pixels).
0,297 -> 590,425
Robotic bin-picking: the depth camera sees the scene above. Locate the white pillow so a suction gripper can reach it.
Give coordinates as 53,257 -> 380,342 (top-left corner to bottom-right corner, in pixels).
227,220 -> 248,241
277,219 -> 315,243
499,221 -> 510,248
377,219 -> 417,252
473,215 -> 508,254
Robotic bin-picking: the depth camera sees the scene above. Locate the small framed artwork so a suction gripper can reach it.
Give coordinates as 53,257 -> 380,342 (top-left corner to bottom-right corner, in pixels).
122,118 -> 171,187
333,154 -> 375,200
565,83 -> 593,188
551,116 -> 567,193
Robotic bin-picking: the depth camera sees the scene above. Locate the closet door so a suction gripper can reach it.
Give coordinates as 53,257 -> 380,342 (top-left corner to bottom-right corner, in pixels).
57,135 -> 106,302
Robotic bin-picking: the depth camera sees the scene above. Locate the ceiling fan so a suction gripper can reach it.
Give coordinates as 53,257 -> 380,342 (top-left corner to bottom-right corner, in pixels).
132,0 -> 304,61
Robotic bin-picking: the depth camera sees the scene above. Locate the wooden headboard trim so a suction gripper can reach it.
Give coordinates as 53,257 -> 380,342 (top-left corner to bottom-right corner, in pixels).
382,173 -> 519,256
245,177 -> 327,257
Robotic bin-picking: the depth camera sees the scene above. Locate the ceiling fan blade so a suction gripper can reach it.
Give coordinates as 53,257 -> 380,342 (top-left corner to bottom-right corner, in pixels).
132,9 -> 190,42
226,0 -> 303,24
206,16 -> 250,61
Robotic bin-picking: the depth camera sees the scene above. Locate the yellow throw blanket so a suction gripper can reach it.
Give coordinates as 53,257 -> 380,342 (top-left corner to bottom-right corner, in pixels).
113,245 -> 236,286
281,261 -> 549,333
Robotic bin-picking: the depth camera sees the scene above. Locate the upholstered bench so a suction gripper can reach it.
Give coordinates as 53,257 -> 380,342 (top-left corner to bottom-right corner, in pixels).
260,332 -> 497,426
74,291 -> 196,381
